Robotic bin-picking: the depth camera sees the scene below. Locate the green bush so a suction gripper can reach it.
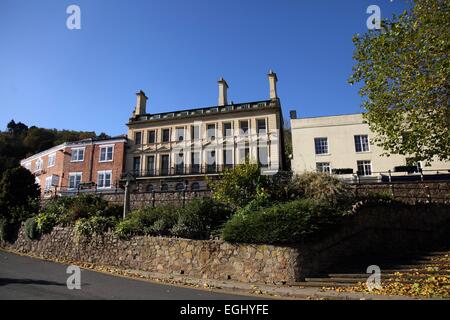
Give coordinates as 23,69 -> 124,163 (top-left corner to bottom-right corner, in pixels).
234,191 -> 271,217
75,216 -> 117,237
288,172 -> 350,205
171,198 -> 232,239
35,211 -> 57,234
0,167 -> 40,225
222,199 -> 346,244
209,163 -> 270,209
115,219 -> 141,240
0,218 -> 19,242
43,195 -> 122,225
24,217 -> 40,240
114,205 -> 177,239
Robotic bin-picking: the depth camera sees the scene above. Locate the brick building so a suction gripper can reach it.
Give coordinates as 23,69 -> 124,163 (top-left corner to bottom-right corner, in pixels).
21,136 -> 126,196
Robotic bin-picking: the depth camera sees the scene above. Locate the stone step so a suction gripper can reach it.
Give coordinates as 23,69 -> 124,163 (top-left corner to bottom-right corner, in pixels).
294,281 -> 355,288
305,277 -> 362,284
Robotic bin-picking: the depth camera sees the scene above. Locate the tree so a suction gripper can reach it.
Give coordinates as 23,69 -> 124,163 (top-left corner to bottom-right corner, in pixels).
0,167 -> 40,241
349,0 -> 449,162
209,163 -> 269,209
0,167 -> 40,224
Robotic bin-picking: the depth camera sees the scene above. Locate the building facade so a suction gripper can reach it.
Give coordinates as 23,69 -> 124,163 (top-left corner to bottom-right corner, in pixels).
21,136 -> 126,196
290,113 -> 450,181
125,71 -> 285,191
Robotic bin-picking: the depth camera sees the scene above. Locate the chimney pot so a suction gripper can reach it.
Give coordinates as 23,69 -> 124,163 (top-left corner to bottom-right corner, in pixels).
268,70 -> 278,99
135,90 -> 148,115
289,110 -> 297,119
218,78 -> 229,106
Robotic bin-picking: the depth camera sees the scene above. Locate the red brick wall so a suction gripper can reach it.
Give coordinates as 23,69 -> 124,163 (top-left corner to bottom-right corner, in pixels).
61,141 -> 125,189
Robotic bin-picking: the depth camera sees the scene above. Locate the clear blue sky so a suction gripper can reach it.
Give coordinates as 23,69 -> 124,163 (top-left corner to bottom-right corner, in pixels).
0,0 -> 409,135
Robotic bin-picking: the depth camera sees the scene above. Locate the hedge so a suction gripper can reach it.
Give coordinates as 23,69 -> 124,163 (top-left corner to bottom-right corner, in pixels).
222,199 -> 346,244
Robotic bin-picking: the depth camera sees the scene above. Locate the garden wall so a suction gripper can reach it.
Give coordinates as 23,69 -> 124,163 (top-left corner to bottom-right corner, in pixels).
69,181 -> 450,209
2,203 -> 449,283
1,227 -> 299,284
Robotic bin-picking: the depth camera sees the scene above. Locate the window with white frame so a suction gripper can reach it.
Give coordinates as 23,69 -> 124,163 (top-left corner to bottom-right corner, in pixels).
357,160 -> 372,176
176,127 -> 185,142
47,153 -> 56,167
45,177 -> 53,191
354,135 -> 370,152
35,158 -> 43,171
71,148 -> 84,162
68,172 -> 82,189
97,170 -> 112,189
316,162 -> 331,173
207,124 -> 216,140
314,137 -> 329,155
99,145 -> 114,162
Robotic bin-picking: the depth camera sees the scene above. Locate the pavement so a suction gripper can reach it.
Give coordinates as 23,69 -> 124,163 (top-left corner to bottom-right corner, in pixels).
1,250 -> 437,300
0,251 -> 261,300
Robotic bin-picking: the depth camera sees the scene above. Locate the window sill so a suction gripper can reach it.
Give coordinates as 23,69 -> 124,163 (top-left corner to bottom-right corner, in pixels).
70,160 -> 84,163
99,160 -> 113,163
315,153 -> 331,157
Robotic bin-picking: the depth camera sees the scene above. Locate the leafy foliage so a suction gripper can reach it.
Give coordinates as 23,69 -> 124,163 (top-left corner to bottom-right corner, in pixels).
0,218 -> 19,242
74,216 -> 117,237
209,163 -> 270,209
222,199 -> 346,244
115,198 -> 231,240
171,198 -> 232,239
52,194 -> 121,224
35,212 -> 57,234
349,0 -> 450,162
115,205 -> 178,239
0,167 -> 40,225
24,217 -> 40,240
288,172 -> 350,205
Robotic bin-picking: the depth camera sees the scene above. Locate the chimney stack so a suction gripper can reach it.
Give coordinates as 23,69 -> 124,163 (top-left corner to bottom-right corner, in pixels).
135,90 -> 148,115
218,77 -> 228,106
268,70 -> 278,99
290,110 -> 297,119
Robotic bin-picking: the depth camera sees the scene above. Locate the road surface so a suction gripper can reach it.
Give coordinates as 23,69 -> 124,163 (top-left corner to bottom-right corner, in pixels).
0,251 -> 258,300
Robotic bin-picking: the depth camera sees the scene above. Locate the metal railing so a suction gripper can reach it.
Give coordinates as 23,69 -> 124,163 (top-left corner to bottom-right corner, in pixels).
335,168 -> 450,184
125,164 -> 254,178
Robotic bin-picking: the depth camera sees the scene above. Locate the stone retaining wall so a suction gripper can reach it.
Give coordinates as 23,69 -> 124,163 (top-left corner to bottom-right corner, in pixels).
2,203 -> 449,283
1,228 -> 299,284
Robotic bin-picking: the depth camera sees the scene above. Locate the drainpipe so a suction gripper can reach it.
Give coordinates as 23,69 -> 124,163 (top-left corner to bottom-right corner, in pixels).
88,140 -> 95,183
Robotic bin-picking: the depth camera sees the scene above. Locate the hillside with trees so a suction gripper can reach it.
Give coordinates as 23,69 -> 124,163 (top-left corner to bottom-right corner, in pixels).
0,120 -> 110,174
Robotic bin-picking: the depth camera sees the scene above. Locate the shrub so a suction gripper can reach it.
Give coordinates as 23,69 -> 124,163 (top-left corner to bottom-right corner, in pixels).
171,198 -> 232,239
234,191 -> 271,217
35,211 -> 57,234
114,205 -> 177,239
115,219 -> 141,240
209,163 -> 270,209
45,195 -> 121,225
288,172 -> 350,205
75,216 -> 117,237
0,218 -> 19,242
222,199 -> 346,244
24,217 -> 40,240
0,167 -> 40,225
67,194 -> 110,220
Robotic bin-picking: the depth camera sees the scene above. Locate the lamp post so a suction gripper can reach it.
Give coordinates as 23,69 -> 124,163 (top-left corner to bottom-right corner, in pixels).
123,172 -> 135,219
